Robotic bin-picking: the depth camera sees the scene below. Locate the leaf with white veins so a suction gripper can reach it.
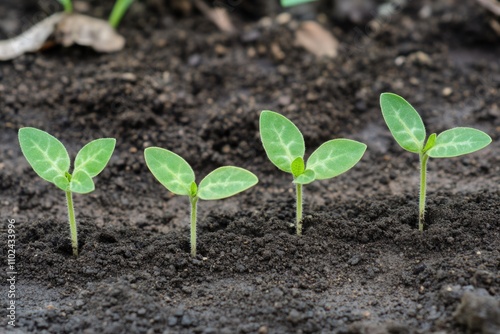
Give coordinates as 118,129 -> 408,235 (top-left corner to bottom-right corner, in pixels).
260,110 -> 305,173
380,93 -> 426,153
307,139 -> 366,180
18,127 -> 70,184
427,127 -> 492,158
144,147 -> 195,196
74,138 -> 116,177
198,167 -> 258,200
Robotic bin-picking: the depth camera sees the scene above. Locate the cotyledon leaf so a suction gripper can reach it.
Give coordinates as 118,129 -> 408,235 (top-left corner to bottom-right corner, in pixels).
70,170 -> 95,194
380,93 -> 426,153
293,169 -> 315,184
307,139 -> 367,180
426,127 -> 492,158
260,110 -> 305,173
53,175 -> 70,192
74,138 -> 116,177
144,147 -> 195,196
198,166 -> 258,200
18,127 -> 70,183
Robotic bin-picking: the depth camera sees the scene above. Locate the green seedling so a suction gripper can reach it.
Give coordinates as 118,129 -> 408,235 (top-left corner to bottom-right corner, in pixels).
18,128 -> 116,256
58,0 -> 73,13
259,110 -> 367,235
380,93 -> 492,231
57,0 -> 134,27
108,0 -> 135,28
281,0 -> 317,7
144,148 -> 258,257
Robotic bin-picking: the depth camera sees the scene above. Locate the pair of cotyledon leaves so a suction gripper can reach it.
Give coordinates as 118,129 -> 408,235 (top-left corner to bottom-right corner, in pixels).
144,148 -> 258,200
18,128 -> 116,194
260,110 -> 367,184
380,93 -> 492,157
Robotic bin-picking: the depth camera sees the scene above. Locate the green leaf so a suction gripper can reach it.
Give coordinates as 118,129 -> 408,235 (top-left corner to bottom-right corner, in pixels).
293,169 -> 315,184
53,175 -> 70,192
144,147 -> 195,196
380,93 -> 426,153
260,110 -> 305,173
291,157 -> 305,178
307,139 -> 367,180
426,127 -> 492,158
74,138 -> 116,177
423,133 -> 437,153
70,170 -> 95,194
18,127 -> 70,184
281,0 -> 317,7
57,0 -> 73,13
198,167 -> 258,200
190,181 -> 198,197
109,0 -> 134,28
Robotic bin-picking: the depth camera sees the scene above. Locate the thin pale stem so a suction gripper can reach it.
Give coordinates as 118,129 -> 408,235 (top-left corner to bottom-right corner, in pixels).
296,183 -> 303,236
419,153 -> 430,232
190,196 -> 198,257
65,191 -> 78,256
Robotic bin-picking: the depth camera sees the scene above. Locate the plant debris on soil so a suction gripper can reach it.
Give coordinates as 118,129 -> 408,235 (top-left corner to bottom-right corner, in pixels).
1,0 -> 499,333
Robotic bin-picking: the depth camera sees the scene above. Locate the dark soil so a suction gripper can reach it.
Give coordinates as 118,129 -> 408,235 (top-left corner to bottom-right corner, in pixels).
1,0 -> 499,333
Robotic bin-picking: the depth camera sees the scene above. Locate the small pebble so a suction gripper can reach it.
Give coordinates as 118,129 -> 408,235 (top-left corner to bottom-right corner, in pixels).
442,87 -> 453,96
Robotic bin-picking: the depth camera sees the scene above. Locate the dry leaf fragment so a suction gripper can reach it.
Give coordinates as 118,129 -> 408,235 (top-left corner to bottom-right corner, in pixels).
55,14 -> 125,53
294,21 -> 339,58
0,13 -> 125,61
193,0 -> 236,34
0,13 -> 65,61
477,0 -> 500,16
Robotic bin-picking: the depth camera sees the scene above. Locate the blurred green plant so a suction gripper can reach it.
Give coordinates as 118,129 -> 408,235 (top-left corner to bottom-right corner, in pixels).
58,0 -> 73,13
57,0 -> 134,27
281,0 -> 317,7
109,0 -> 135,28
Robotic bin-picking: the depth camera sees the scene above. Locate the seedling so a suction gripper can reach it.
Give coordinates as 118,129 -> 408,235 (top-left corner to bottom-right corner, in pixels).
58,0 -> 73,13
108,0 -> 135,28
259,110 -> 367,235
18,128 -> 116,256
144,148 -> 258,257
281,0 -> 317,7
380,93 -> 492,231
57,0 -> 134,27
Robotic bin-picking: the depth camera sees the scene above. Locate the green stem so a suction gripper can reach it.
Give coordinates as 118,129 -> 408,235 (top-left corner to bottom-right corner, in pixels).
190,196 -> 198,257
108,0 -> 135,28
59,0 -> 73,14
65,191 -> 78,256
419,153 -> 429,232
296,183 -> 303,236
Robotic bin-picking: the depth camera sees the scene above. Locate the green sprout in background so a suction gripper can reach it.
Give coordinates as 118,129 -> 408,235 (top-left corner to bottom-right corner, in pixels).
109,0 -> 135,28
18,128 -> 116,256
260,110 -> 367,235
57,0 -> 134,28
280,0 -> 317,7
380,93 -> 492,231
144,148 -> 258,257
58,0 -> 73,13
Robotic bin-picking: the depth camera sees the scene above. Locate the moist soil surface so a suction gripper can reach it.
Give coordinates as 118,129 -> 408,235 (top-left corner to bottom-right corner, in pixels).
1,0 -> 499,333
